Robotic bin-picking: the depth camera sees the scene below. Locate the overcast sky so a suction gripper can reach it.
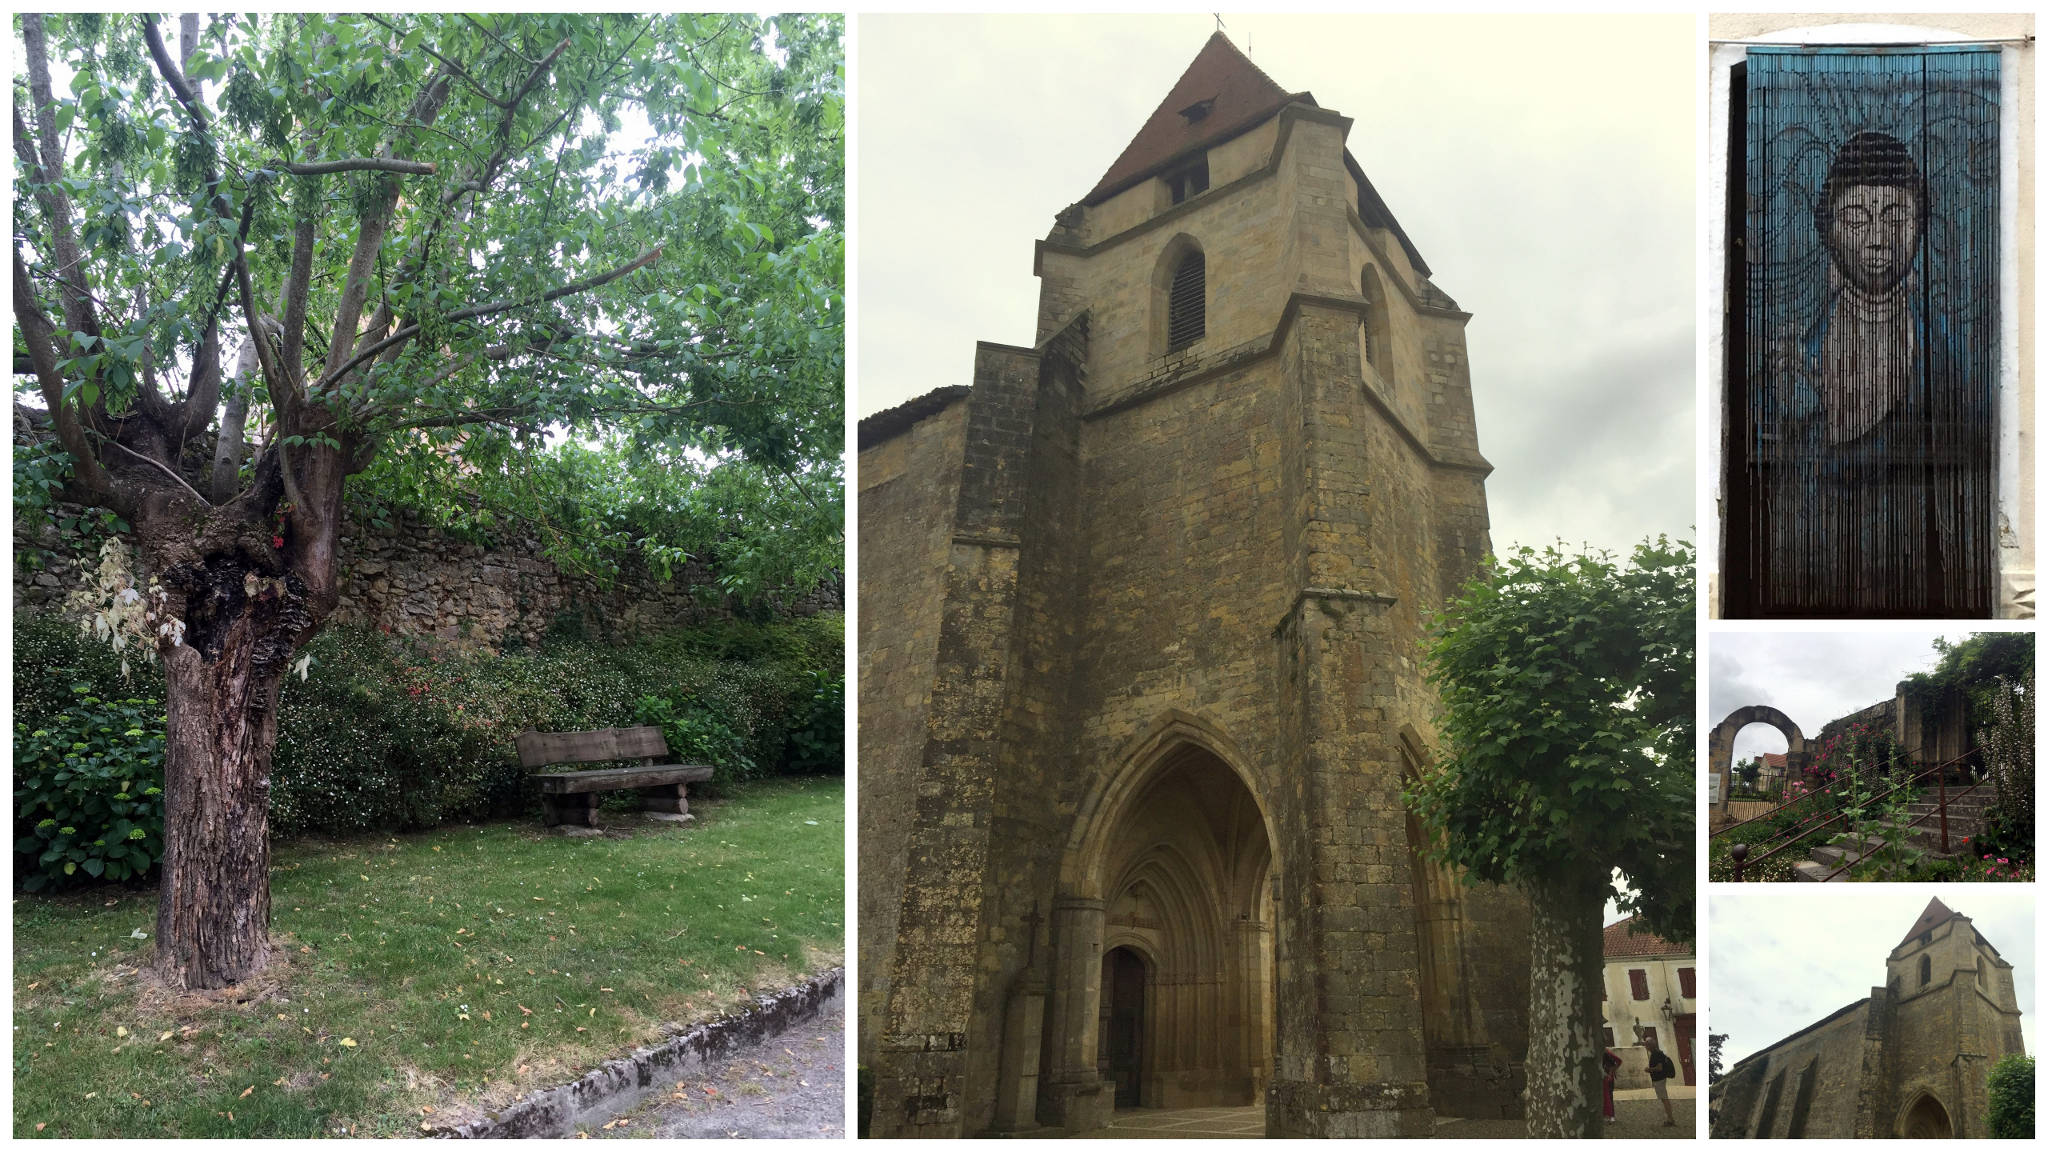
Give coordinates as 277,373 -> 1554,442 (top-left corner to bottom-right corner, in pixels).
1707,629 -> 1990,764
856,13 -> 1695,557
1711,886 -> 2035,1067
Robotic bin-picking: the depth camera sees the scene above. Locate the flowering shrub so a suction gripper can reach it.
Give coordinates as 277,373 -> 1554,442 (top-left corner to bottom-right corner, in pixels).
13,688 -> 167,891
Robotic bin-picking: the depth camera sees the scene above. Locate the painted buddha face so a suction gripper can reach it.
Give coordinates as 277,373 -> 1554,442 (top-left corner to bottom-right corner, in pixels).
1827,183 -> 1921,293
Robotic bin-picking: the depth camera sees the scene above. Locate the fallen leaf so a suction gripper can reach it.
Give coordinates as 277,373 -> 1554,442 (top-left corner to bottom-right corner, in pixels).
518,1004 -> 532,1016
601,1120 -> 618,1130
84,1092 -> 98,1100
36,1124 -> 45,1132
338,1037 -> 357,1048
422,1106 -> 435,1115
26,983 -> 39,991
241,1086 -> 254,1099
116,1026 -> 128,1037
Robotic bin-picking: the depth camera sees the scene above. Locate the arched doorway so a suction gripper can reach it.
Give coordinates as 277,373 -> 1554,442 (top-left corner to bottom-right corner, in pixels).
1899,1092 -> 1953,1137
1708,705 -> 1806,815
1053,732 -> 1277,1119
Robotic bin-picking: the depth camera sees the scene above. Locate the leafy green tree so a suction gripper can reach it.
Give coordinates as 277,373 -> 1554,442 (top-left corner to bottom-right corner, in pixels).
1406,537 -> 1694,1138
13,12 -> 842,989
1988,1053 -> 2033,1138
1708,1031 -> 1726,1084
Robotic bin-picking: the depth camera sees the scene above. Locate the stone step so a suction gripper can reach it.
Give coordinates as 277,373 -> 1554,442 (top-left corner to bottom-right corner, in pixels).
1802,838 -> 1887,880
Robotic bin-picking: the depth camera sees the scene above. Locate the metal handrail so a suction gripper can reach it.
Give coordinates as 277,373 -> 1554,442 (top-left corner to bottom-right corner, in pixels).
1818,776 -> 1986,881
1723,749 -> 1979,881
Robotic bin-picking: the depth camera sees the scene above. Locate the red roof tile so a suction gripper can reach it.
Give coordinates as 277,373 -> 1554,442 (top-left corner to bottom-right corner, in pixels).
1604,916 -> 1690,959
1084,32 -> 1304,205
1082,33 -> 1434,279
1897,897 -> 1960,948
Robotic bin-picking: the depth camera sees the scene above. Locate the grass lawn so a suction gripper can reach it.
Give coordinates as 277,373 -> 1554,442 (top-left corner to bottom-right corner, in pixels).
14,776 -> 844,1138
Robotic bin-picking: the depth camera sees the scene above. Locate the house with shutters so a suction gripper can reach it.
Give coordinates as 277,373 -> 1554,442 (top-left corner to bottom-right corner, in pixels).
1600,916 -> 1698,1090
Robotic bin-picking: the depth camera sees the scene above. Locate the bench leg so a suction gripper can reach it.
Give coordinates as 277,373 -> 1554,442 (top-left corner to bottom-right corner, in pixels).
637,782 -> 690,815
544,793 -> 600,828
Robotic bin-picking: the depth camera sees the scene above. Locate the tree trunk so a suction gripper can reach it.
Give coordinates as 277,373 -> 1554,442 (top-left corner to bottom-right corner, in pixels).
1521,862 -> 1609,1138
149,544 -> 313,989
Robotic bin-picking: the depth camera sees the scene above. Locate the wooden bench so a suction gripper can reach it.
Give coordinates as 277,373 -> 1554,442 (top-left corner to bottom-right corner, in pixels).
515,726 -> 714,828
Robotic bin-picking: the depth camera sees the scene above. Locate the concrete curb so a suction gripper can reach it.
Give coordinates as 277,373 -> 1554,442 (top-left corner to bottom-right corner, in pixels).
440,967 -> 845,1139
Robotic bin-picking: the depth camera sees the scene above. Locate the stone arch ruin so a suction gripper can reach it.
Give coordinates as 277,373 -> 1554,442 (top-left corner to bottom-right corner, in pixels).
1708,704 -> 1806,814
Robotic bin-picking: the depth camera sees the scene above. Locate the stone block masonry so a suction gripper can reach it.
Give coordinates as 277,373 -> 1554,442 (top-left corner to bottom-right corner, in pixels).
17,506 -> 841,650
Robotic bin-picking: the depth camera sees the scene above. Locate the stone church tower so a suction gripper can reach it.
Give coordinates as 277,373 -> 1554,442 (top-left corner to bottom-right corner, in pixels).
858,34 -> 1530,1138
1711,898 -> 2026,1138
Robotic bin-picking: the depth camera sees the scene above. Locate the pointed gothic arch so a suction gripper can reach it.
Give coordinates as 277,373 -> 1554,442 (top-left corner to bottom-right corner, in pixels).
1359,264 -> 1392,380
1046,712 -> 1278,1115
1152,234 -> 1207,356
1897,1090 -> 1954,1138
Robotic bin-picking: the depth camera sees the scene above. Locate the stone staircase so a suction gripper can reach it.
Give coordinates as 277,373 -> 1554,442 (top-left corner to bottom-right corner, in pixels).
1790,788 -> 1994,882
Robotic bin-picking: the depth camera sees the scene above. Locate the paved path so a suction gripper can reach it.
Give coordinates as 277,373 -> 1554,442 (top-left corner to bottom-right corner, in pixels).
1069,1091 -> 1696,1139
1073,1106 -> 1265,1138
1435,1094 -> 1695,1139
587,993 -> 844,1139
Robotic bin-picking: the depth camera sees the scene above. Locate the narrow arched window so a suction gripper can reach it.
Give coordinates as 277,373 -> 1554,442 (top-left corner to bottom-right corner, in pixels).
1918,954 -> 1931,986
1360,268 -> 1379,367
1167,250 -> 1205,352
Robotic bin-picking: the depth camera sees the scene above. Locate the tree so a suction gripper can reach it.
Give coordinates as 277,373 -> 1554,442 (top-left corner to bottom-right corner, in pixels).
13,12 -> 842,989
1988,1053 -> 2033,1138
1708,1031 -> 1726,1084
1405,538 -> 1694,1138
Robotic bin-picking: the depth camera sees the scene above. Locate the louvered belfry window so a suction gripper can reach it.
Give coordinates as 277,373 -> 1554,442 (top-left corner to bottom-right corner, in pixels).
1167,250 -> 1205,352
1726,47 -> 2000,617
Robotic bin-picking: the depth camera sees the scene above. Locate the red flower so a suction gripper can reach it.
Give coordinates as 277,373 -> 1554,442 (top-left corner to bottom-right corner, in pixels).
273,535 -> 285,549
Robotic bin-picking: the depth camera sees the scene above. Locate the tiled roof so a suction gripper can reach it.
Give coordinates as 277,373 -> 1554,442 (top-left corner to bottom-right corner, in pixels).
1897,896 -> 1960,948
1604,916 -> 1691,960
856,386 -> 970,451
1082,33 -> 1434,279
1084,32 -> 1302,205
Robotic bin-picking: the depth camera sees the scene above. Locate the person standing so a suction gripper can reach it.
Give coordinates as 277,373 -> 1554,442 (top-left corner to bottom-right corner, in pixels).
1645,1035 -> 1679,1128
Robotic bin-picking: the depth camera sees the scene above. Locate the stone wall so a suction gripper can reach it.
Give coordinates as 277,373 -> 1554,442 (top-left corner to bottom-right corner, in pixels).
16,506 -> 841,650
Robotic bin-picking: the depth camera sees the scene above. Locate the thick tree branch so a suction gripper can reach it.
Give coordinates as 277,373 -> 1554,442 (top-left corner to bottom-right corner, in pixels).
19,16 -> 104,345
141,16 -> 212,137
103,439 -> 213,508
276,157 -> 438,177
321,246 -> 663,392
357,31 -> 585,362
13,249 -> 127,513
320,71 -> 453,382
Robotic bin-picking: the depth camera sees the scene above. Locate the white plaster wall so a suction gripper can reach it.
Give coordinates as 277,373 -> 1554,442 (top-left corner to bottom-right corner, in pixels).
1702,15 -> 2035,618
1602,954 -> 1698,1046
